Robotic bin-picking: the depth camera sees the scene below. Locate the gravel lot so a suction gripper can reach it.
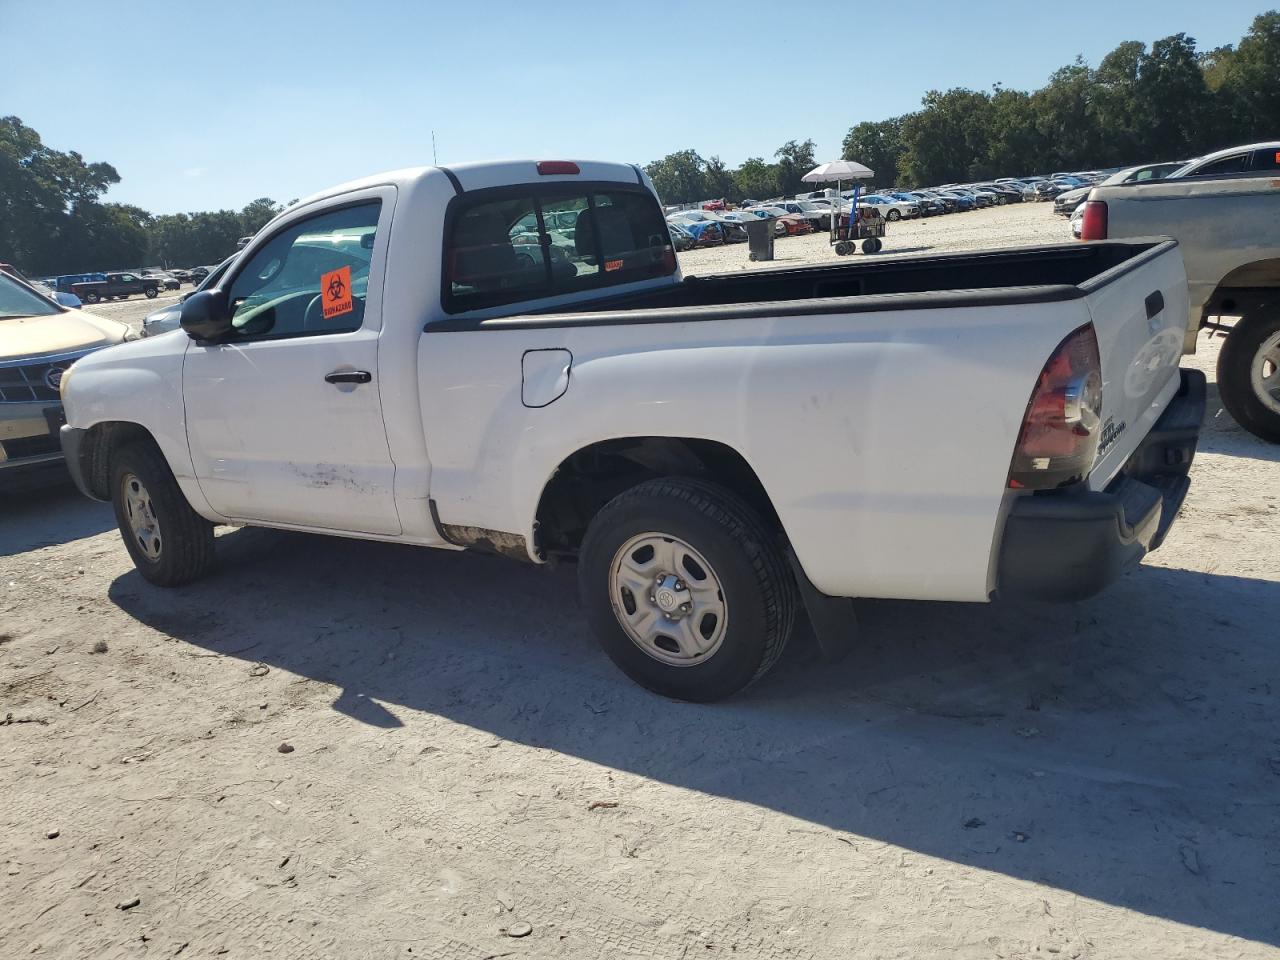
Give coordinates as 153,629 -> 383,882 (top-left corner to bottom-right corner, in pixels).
3,202 -> 1279,959
678,201 -> 1074,275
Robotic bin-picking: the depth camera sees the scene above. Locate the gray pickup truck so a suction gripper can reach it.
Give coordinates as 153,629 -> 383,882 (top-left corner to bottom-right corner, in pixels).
1081,143 -> 1280,441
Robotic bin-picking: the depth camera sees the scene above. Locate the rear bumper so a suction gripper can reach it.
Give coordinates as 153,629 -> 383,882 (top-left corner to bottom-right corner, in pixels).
997,368 -> 1205,602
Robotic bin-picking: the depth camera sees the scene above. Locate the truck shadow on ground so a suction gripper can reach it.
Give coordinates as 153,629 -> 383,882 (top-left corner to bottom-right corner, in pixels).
0,473 -> 114,558
109,524 -> 1280,947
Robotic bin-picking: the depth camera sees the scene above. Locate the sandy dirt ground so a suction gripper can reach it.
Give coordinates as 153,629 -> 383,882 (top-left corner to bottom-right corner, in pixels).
3,202 -> 1279,959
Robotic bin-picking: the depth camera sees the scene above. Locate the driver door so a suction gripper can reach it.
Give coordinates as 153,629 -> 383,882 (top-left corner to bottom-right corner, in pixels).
182,189 -> 401,535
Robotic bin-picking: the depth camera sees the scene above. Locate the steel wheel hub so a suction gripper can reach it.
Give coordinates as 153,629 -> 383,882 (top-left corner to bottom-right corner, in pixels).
1252,331 -> 1280,416
609,532 -> 728,666
121,473 -> 162,561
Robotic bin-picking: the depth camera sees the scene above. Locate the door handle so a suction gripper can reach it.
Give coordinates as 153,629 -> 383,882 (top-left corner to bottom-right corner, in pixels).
325,370 -> 372,385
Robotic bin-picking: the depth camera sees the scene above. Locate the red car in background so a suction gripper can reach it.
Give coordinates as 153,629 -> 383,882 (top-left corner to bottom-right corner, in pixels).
701,199 -> 726,211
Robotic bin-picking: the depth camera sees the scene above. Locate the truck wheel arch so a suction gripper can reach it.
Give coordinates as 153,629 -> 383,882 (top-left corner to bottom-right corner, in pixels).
79,421 -> 162,501
533,437 -> 783,559
1203,258 -> 1280,321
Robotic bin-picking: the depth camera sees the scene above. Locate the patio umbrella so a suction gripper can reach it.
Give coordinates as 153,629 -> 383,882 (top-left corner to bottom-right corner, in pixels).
802,161 -> 875,239
801,160 -> 874,182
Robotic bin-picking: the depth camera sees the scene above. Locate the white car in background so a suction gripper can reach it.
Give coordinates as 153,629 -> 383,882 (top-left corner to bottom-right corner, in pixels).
849,193 -> 919,221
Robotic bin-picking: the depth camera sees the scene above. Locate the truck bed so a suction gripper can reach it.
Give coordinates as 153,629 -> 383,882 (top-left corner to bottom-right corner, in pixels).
432,240 -> 1171,330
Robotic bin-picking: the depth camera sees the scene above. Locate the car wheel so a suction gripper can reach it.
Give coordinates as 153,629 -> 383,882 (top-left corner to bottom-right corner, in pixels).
110,441 -> 215,587
578,478 -> 797,702
84,292 -> 100,304
1217,309 -> 1280,443
886,209 -> 901,222
144,286 -> 159,299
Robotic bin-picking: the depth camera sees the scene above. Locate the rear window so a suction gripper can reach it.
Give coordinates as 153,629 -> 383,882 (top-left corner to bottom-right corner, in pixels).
443,183 -> 674,313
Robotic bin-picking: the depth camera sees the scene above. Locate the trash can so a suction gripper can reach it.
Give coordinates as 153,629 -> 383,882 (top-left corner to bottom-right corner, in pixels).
743,217 -> 774,262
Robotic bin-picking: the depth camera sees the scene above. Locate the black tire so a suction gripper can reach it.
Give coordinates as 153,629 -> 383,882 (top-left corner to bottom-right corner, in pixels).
83,292 -> 100,304
578,478 -> 797,702
886,209 -> 901,222
862,238 -> 877,254
110,441 -> 215,586
144,286 -> 159,299
1217,310 -> 1280,443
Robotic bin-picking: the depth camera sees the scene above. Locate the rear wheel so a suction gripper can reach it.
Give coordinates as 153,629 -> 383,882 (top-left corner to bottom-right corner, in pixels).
1218,311 -> 1280,443
578,478 -> 796,702
110,441 -> 215,586
144,286 -> 159,299
83,292 -> 100,304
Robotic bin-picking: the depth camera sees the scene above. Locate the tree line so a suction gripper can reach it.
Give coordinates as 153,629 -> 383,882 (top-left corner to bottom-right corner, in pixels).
646,11 -> 1280,202
1,115 -> 290,277
3,12 -> 1277,274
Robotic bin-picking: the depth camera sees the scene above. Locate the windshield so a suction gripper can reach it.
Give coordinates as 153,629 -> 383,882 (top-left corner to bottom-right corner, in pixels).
0,270 -> 63,319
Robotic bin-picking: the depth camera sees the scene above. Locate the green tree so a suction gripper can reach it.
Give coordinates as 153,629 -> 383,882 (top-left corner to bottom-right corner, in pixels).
774,139 -> 817,196
61,203 -> 150,272
732,157 -> 779,200
0,115 -> 123,274
1133,33 -> 1217,159
643,149 -> 708,205
841,119 -> 904,184
239,197 -> 283,234
703,156 -> 737,202
1211,12 -> 1280,140
898,89 -> 994,185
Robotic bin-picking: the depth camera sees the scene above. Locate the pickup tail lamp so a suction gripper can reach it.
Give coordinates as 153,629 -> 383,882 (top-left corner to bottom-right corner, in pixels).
536,161 -> 580,176
1079,200 -> 1108,241
1008,324 -> 1103,490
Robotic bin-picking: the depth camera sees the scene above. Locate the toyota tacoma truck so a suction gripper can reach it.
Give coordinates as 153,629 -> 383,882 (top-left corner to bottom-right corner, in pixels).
60,159 -> 1204,701
1080,143 -> 1280,441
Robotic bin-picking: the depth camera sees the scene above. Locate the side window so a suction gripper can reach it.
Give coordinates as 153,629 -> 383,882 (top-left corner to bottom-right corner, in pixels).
444,185 -> 674,313
1191,154 -> 1248,177
1251,148 -> 1280,172
225,201 -> 380,340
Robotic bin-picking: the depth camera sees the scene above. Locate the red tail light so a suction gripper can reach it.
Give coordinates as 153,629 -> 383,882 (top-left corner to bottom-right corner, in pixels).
1080,200 -> 1108,241
536,161 -> 580,176
1008,324 -> 1103,490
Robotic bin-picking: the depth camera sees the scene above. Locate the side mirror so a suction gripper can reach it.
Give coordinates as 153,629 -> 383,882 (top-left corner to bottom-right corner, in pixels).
180,289 -> 233,341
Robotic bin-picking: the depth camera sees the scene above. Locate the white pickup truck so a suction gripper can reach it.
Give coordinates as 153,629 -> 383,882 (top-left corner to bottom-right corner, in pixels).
1080,143 -> 1280,441
60,159 -> 1205,701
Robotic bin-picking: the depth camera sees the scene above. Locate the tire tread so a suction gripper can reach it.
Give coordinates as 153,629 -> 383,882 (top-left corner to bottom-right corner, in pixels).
111,441 -> 215,587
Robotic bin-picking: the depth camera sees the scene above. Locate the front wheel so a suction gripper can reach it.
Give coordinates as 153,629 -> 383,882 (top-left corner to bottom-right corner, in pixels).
886,209 -> 901,222
578,478 -> 797,702
144,286 -> 159,299
110,441 -> 215,586
1218,310 -> 1280,442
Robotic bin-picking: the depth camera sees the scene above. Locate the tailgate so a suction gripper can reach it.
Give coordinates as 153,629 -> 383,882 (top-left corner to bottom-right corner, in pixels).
1080,240 -> 1188,489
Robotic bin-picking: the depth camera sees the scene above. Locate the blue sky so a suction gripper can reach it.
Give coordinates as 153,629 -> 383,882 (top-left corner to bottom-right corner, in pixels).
3,0 -> 1268,213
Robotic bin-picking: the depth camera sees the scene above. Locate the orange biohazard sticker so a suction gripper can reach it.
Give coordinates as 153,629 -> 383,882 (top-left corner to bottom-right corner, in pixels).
604,259 -> 623,272
320,266 -> 353,320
